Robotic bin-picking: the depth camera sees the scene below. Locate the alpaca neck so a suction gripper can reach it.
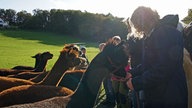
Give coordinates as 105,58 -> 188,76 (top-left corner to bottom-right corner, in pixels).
39,55 -> 69,86
34,58 -> 41,69
67,53 -> 108,108
30,71 -> 48,83
33,59 -> 48,72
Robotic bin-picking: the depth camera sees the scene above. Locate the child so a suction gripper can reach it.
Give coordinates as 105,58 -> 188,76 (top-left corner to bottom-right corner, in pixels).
111,63 -> 132,108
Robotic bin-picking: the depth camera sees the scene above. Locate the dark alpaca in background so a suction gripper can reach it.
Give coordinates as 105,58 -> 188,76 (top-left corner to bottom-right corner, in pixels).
0,52 -> 53,76
11,53 -> 42,70
7,52 -> 53,80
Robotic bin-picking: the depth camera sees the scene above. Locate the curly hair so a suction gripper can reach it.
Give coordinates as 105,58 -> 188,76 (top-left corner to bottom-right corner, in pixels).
130,6 -> 160,37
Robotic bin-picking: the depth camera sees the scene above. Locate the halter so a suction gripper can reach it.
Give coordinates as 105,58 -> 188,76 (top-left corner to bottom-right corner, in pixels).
107,56 -> 127,82
107,56 -> 122,71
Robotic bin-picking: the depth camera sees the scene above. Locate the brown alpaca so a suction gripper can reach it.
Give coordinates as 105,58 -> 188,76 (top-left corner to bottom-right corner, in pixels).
29,71 -> 49,83
11,53 -> 42,70
183,22 -> 192,108
29,57 -> 86,83
0,52 -> 53,76
0,44 -> 83,93
29,57 -> 87,83
58,70 -> 86,91
183,48 -> 192,108
183,22 -> 192,61
0,85 -> 74,107
7,52 -> 53,80
1,40 -> 130,108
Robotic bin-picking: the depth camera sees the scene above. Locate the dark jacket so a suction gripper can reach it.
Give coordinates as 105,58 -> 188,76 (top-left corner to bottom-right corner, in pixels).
130,15 -> 188,108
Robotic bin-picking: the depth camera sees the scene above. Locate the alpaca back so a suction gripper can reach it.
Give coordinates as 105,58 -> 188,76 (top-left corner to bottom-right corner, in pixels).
4,96 -> 71,108
0,76 -> 34,92
0,85 -> 73,107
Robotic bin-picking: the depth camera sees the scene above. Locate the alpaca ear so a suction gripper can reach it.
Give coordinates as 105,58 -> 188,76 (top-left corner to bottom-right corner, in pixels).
69,48 -> 79,57
114,41 -> 130,59
61,48 -> 70,53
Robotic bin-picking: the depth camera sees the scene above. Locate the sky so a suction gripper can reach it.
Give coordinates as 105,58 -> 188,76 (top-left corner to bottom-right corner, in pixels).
0,0 -> 191,21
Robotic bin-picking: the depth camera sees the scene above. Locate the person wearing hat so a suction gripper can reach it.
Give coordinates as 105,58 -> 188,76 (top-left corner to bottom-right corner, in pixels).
79,46 -> 89,69
112,35 -> 121,45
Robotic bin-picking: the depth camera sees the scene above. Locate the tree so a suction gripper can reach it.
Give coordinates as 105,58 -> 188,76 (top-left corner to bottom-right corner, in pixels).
182,9 -> 192,24
0,9 -> 6,19
16,10 -> 32,27
4,9 -> 16,24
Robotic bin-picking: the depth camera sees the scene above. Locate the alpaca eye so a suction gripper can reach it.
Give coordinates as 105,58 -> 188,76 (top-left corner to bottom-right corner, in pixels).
73,47 -> 78,51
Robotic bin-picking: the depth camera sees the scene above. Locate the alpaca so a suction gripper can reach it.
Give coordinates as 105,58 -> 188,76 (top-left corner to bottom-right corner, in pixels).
0,44 -> 83,93
29,71 -> 49,83
7,51 -> 53,80
183,22 -> 192,61
29,57 -> 87,83
11,53 -> 42,70
183,48 -> 192,108
0,52 -> 53,76
58,70 -> 86,91
0,85 -> 74,107
3,39 -> 130,108
183,22 -> 192,108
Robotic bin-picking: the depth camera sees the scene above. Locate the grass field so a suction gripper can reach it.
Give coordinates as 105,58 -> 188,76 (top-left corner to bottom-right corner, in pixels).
0,30 -> 100,70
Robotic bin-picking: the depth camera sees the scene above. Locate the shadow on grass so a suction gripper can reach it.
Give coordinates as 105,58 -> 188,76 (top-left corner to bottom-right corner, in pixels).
0,30 -> 98,47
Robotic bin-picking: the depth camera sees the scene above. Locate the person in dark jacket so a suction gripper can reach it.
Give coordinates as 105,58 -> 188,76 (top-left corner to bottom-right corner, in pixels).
126,6 -> 188,108
76,46 -> 89,70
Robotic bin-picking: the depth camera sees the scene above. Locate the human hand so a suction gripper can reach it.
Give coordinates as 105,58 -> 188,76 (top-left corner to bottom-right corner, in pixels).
126,78 -> 134,90
126,72 -> 132,79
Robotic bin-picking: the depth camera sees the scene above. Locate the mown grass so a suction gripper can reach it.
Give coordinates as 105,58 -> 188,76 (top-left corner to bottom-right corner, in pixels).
0,30 -> 100,70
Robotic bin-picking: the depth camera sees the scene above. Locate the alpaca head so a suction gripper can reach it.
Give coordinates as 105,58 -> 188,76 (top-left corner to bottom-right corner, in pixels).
60,44 -> 84,67
127,36 -> 143,68
31,53 -> 42,59
102,39 -> 130,76
40,52 -> 53,61
102,39 -> 130,75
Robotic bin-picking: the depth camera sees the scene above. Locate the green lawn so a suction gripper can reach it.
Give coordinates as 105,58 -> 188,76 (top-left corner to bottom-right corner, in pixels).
0,30 -> 100,70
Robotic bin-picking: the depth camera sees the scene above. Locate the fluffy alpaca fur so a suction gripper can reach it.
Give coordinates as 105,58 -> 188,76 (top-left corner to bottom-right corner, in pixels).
0,76 -> 35,92
0,44 -> 82,93
183,48 -> 192,108
0,85 -> 73,107
3,39 -> 130,108
11,53 -> 42,70
58,70 -> 86,91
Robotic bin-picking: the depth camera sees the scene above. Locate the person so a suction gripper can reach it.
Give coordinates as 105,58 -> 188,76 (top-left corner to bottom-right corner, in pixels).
100,36 -> 132,108
126,6 -> 188,108
112,35 -> 121,45
77,46 -> 89,69
110,35 -> 132,108
111,62 -> 131,108
99,43 -> 106,52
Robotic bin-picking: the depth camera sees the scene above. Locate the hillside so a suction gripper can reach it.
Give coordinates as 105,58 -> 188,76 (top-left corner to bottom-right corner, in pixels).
0,30 -> 100,70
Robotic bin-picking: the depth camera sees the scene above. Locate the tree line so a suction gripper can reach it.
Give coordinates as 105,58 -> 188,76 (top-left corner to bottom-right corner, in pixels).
0,8 -> 192,42
0,8 -> 128,42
